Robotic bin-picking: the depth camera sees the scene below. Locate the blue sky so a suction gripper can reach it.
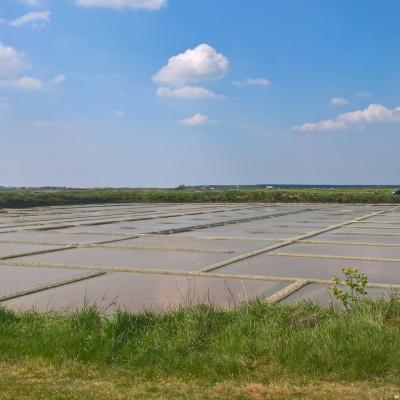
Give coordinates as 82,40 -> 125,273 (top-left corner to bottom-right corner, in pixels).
0,0 -> 399,187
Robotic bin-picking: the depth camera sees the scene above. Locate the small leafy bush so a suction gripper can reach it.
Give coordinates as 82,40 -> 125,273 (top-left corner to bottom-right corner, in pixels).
330,267 -> 368,310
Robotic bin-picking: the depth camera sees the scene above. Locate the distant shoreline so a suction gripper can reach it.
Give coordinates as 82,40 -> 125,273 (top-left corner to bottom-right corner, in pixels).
1,187 -> 399,208
1,184 -> 399,190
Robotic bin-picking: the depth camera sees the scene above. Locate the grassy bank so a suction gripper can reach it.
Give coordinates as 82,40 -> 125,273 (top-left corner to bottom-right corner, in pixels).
1,299 -> 400,399
0,187 -> 399,208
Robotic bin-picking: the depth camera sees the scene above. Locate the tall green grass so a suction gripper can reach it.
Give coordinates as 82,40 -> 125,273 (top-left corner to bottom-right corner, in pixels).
1,299 -> 400,383
0,187 -> 399,208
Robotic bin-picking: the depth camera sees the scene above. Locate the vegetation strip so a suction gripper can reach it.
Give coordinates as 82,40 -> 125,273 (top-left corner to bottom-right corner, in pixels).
1,188 -> 400,208
0,271 -> 106,302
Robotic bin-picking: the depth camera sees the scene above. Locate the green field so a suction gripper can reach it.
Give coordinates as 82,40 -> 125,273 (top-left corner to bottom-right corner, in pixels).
0,187 -> 399,208
1,189 -> 400,399
1,299 -> 400,399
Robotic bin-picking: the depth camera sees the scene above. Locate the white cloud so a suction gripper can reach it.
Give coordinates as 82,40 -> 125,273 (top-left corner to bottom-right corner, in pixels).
0,43 -> 50,91
157,85 -> 222,99
232,78 -> 270,87
9,11 -> 51,28
51,74 -> 66,84
153,44 -> 229,86
114,110 -> 124,118
293,103 -> 400,132
179,113 -> 216,126
330,97 -> 348,106
0,43 -> 58,91
337,104 -> 398,125
0,76 -> 43,91
293,119 -> 346,131
77,0 -> 167,10
0,43 -> 29,78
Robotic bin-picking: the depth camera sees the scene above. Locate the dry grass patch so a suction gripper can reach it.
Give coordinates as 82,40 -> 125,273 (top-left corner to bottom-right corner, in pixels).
0,360 -> 399,400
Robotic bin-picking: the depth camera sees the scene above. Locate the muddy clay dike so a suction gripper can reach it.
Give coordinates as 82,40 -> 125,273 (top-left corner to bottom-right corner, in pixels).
0,202 -> 399,313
